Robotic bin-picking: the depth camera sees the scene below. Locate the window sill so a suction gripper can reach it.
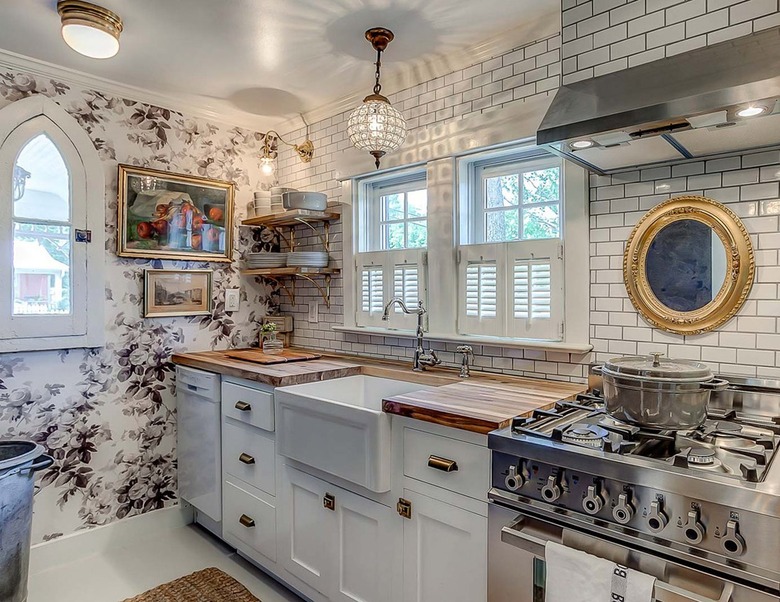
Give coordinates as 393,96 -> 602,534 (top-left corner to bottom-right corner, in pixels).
332,325 -> 593,354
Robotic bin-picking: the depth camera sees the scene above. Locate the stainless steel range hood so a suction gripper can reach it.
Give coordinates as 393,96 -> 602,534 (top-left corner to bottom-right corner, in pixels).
538,28 -> 780,174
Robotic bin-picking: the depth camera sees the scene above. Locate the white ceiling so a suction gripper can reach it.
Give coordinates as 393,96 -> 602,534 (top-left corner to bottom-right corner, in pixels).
0,0 -> 559,132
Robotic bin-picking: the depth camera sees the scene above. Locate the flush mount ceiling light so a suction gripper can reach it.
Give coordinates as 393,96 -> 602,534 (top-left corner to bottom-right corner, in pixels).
259,123 -> 315,177
736,105 -> 768,118
347,27 -> 407,169
570,140 -> 594,149
57,0 -> 123,59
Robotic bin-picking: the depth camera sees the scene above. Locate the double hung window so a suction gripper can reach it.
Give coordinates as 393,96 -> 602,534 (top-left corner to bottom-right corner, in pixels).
355,173 -> 427,329
458,154 -> 564,340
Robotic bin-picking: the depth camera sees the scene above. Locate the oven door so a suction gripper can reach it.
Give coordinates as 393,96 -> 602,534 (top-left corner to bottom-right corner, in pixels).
488,503 -> 776,602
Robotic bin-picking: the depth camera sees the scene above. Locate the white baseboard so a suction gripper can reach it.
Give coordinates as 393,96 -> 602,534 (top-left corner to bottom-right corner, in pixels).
29,504 -> 194,575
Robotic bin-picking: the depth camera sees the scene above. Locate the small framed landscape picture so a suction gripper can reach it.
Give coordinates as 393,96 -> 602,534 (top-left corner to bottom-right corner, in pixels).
117,164 -> 234,262
143,269 -> 212,318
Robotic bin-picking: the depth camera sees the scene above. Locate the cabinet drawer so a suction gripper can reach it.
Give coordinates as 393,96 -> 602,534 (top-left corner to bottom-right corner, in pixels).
223,420 -> 276,496
403,427 -> 490,501
222,382 -> 274,431
223,479 -> 276,563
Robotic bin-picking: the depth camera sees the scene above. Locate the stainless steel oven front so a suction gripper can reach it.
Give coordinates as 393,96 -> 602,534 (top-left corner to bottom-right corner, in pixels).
488,502 -> 778,602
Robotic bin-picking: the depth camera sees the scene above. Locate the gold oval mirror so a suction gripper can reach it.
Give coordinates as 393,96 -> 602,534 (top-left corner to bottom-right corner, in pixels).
624,195 -> 754,335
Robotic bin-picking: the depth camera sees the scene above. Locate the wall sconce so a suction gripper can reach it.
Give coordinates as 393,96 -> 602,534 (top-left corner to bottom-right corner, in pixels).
13,165 -> 31,202
260,125 -> 314,177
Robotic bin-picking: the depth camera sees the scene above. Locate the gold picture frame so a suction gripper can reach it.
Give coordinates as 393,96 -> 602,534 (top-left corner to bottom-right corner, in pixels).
117,164 -> 234,262
623,195 -> 755,336
143,269 -> 213,318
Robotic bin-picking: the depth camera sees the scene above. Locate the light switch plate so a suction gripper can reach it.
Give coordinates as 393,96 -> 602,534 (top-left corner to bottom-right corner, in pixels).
225,288 -> 240,312
308,301 -> 319,323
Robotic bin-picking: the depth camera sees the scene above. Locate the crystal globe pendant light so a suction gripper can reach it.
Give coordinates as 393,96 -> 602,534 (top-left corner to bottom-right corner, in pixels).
347,28 -> 407,169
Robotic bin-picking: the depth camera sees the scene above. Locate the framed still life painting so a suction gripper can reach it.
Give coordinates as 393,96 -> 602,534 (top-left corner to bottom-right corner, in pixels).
143,269 -> 212,318
117,165 -> 234,262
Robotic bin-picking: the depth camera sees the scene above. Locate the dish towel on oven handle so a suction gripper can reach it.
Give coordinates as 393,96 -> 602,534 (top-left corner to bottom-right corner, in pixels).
544,541 -> 656,602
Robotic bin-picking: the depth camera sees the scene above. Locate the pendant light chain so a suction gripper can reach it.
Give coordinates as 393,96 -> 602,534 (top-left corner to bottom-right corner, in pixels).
373,49 -> 383,96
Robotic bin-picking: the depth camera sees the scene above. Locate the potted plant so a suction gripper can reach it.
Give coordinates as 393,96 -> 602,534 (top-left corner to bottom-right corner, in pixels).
260,321 -> 283,354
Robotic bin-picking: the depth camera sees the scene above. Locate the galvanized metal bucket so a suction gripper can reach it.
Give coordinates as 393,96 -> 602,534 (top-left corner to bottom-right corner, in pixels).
0,441 -> 53,602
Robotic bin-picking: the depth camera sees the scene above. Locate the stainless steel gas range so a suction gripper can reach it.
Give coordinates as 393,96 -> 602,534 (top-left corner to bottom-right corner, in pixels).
488,378 -> 780,602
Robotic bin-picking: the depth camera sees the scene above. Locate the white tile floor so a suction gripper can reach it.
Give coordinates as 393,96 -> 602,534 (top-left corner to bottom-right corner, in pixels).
27,524 -> 305,602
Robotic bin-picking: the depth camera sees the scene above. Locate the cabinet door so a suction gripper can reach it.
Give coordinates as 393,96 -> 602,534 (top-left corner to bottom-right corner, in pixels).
278,467 -> 335,595
402,489 -> 487,602
332,487 -> 398,602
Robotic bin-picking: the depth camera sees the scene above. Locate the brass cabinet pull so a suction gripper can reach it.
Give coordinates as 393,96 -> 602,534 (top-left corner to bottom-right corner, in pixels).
239,453 -> 255,465
397,498 -> 412,519
234,400 -> 252,412
239,514 -> 255,528
428,455 -> 458,472
323,493 -> 336,511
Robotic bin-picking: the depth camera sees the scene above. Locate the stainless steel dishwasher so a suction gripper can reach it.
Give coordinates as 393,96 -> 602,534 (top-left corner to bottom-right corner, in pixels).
176,365 -> 222,537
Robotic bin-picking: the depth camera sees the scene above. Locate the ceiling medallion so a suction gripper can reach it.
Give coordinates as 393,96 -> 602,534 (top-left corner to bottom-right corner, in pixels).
57,0 -> 123,59
347,27 -> 408,169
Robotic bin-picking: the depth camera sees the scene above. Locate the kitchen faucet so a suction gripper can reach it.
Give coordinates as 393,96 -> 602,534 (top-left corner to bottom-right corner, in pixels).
382,298 -> 441,372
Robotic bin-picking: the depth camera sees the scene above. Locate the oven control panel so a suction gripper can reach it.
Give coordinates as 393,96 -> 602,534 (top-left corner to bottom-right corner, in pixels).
491,451 -> 776,572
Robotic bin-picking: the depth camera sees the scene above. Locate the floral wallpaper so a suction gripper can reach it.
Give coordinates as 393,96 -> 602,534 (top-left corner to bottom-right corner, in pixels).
0,69 -> 279,543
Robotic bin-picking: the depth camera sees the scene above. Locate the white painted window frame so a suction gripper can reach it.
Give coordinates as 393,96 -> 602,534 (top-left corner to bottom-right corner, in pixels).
0,96 -> 105,352
353,169 -> 428,330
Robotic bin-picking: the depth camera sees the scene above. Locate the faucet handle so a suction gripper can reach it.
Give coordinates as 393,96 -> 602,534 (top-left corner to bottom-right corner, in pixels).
456,345 -> 473,358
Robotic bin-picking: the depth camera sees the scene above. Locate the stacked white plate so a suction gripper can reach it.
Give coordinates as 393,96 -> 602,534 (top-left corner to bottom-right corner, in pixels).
287,251 -> 329,268
270,186 -> 296,212
247,252 -> 287,269
253,191 -> 272,214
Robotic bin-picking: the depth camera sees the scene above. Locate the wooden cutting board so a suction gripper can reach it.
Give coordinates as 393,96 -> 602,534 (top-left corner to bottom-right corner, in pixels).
225,348 -> 322,365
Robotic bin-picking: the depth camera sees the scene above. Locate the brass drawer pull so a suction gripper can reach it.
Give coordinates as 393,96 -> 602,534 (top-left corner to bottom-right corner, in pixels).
428,455 -> 458,472
323,493 -> 336,511
239,514 -> 255,528
239,453 -> 255,465
235,400 -> 252,412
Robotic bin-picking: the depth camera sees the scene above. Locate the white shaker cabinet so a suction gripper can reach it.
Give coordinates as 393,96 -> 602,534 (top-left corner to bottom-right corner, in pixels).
278,466 -> 398,602
401,488 -> 488,602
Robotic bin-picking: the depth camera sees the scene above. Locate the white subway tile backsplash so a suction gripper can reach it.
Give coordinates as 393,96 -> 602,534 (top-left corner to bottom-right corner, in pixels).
610,34 -> 647,58
730,0 -> 778,22
628,10 -> 666,35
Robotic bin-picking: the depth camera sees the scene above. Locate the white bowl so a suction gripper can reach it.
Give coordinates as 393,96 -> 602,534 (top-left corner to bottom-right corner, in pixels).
282,191 -> 328,211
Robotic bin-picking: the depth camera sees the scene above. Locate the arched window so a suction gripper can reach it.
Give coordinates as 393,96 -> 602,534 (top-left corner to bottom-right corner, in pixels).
0,96 -> 104,351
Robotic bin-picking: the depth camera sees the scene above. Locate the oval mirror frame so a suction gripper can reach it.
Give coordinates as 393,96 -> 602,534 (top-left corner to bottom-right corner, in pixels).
623,195 -> 755,335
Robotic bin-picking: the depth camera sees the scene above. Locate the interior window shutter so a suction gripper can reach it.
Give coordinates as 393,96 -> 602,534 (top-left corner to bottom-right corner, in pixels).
508,239 -> 563,340
356,251 -> 387,327
386,249 -> 427,330
458,244 -> 504,337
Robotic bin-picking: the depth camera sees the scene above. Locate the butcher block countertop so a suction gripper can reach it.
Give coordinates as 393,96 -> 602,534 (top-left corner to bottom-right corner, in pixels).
172,349 -> 587,433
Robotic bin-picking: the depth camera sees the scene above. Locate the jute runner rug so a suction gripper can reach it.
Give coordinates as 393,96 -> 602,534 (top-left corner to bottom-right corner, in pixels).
121,567 -> 260,602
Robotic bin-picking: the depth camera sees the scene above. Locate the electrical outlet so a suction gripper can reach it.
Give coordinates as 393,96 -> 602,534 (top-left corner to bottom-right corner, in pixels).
225,288 -> 240,312
308,301 -> 319,323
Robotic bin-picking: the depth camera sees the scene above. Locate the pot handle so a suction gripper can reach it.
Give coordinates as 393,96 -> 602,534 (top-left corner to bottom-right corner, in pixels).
701,378 -> 729,391
26,454 -> 54,474
591,365 -> 604,375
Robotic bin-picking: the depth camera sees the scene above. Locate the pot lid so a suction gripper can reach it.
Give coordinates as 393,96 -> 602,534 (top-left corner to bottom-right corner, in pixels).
0,440 -> 45,472
603,353 -> 713,380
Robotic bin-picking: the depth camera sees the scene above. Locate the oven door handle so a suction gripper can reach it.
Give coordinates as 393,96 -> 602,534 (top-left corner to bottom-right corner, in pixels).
501,517 -> 735,602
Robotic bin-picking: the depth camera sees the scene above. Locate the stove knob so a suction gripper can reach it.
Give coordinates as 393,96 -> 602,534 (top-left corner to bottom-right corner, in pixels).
647,500 -> 668,533
684,509 -> 705,544
721,520 -> 745,556
613,493 -> 635,525
505,464 -> 525,491
582,484 -> 604,515
541,474 -> 562,502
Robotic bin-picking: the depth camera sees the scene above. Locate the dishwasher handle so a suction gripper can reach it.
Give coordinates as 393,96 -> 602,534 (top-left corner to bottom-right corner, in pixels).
501,516 -> 734,602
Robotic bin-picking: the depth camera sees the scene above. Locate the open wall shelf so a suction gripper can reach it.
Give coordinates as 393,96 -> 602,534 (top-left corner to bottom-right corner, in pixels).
242,267 -> 341,307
